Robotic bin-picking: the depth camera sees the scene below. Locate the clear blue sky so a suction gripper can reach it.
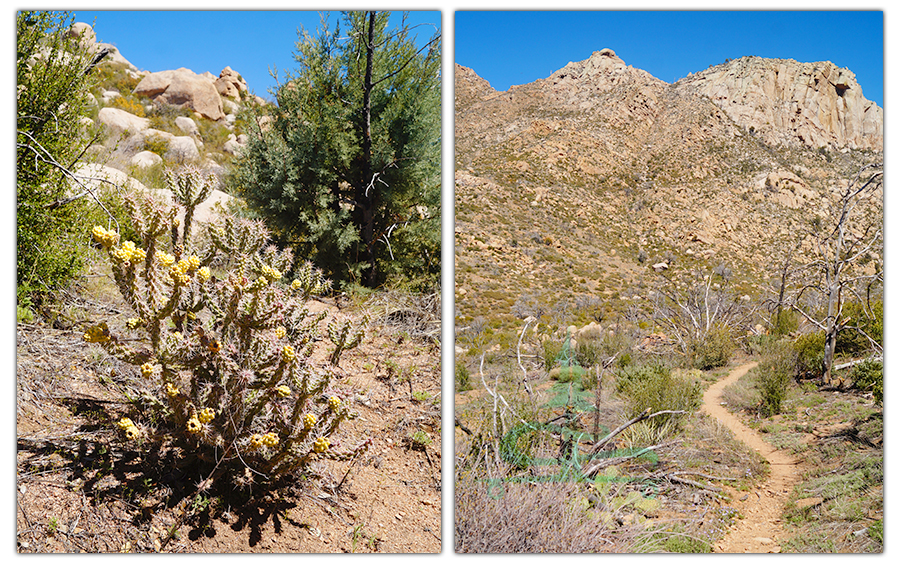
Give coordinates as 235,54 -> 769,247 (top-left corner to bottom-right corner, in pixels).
70,10 -> 442,101
455,11 -> 884,108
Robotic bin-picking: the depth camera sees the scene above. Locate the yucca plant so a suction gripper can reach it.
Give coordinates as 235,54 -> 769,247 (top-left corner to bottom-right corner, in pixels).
84,166 -> 371,491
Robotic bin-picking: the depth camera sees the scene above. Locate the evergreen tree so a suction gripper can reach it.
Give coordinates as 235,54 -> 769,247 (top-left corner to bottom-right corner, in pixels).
230,11 -> 441,289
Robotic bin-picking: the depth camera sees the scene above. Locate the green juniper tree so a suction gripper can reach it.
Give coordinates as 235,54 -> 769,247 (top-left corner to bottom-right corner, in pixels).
230,11 -> 441,289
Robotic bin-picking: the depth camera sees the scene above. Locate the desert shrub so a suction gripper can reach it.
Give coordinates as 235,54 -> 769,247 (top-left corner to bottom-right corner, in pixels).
770,308 -> 799,337
81,166 -> 370,493
794,331 -> 826,380
755,339 -> 797,416
541,337 -> 567,372
92,59 -> 140,95
552,364 -> 585,384
142,133 -> 170,157
455,361 -> 473,392
17,11 -> 102,303
455,478 -> 618,553
615,362 -> 701,429
688,324 -> 734,370
836,300 -> 883,356
851,359 -> 883,404
109,95 -> 145,117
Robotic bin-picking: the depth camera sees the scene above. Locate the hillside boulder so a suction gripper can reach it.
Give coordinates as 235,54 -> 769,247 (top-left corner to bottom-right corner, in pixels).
67,22 -> 96,46
133,68 -> 225,121
98,107 -> 150,134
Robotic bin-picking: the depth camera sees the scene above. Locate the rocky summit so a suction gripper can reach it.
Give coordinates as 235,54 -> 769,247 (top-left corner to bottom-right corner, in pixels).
454,49 -> 883,329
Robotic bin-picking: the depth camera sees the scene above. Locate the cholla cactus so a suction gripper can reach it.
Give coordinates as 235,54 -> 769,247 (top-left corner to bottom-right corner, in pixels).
327,315 -> 369,366
166,166 -> 215,245
83,167 -> 371,490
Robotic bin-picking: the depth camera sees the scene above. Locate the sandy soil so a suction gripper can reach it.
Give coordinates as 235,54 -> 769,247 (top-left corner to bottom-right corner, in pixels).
700,362 -> 801,553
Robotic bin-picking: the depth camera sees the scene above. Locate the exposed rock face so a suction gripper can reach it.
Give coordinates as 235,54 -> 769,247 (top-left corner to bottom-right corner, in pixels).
215,66 -> 249,101
682,56 -> 882,150
133,68 -> 225,121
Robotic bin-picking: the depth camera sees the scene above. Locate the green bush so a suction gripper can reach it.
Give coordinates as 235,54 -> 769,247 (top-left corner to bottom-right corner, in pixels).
81,167 -> 370,493
836,300 -> 883,356
771,308 -> 798,337
541,337 -> 566,372
17,11 -> 102,303
143,133 -> 170,157
455,361 -> 473,392
615,362 -> 701,429
688,325 -> 735,370
851,359 -> 883,404
794,331 -> 826,380
755,340 -> 797,416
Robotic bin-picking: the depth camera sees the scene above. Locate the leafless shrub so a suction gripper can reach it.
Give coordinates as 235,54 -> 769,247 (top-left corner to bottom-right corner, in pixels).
455,476 -> 628,553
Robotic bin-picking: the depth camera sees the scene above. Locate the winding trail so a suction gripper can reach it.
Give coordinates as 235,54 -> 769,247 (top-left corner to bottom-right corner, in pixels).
700,362 -> 801,553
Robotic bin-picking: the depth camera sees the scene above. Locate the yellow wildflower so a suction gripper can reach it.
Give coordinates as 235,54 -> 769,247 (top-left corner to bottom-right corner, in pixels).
83,323 -> 111,343
274,325 -> 287,339
165,383 -> 180,397
186,255 -> 201,272
170,266 -> 190,287
117,417 -> 136,431
290,279 -> 302,291
313,436 -> 329,454
155,250 -> 176,268
248,434 -> 264,450
276,385 -> 291,398
303,413 -> 316,429
198,408 -> 216,424
124,425 -> 140,441
262,432 -> 279,447
261,264 -> 282,281
126,317 -> 144,329
282,345 -> 296,363
197,267 -> 211,283
186,416 -> 202,434
328,396 -> 341,411
140,362 -> 154,379
91,225 -> 119,248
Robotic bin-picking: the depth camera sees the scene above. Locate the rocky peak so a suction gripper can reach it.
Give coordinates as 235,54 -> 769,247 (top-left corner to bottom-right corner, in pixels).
680,56 -> 882,150
454,63 -> 499,109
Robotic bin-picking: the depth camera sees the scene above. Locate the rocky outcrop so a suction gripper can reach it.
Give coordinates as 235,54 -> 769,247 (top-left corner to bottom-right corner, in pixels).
215,66 -> 249,101
134,68 -> 225,121
66,22 -> 96,46
682,56 -> 882,150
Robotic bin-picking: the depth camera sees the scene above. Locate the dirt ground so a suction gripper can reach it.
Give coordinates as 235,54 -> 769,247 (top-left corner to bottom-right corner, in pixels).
701,362 -> 801,553
16,287 -> 442,553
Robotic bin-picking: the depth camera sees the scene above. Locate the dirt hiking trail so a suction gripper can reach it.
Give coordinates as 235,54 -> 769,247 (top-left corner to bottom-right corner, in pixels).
701,362 -> 800,553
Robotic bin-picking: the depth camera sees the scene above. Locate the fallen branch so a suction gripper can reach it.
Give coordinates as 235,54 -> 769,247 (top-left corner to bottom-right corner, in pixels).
582,440 -> 683,478
588,408 -> 687,456
666,474 -> 723,492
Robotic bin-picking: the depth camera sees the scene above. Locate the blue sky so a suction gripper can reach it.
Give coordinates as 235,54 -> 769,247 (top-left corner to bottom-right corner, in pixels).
455,11 -> 884,108
70,10 -> 442,101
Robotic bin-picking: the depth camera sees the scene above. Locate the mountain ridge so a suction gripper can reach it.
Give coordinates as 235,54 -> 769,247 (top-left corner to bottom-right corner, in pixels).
454,50 -> 883,331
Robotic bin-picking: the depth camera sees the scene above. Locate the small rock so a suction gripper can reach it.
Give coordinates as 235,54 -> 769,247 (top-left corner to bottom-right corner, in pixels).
753,537 -> 774,544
